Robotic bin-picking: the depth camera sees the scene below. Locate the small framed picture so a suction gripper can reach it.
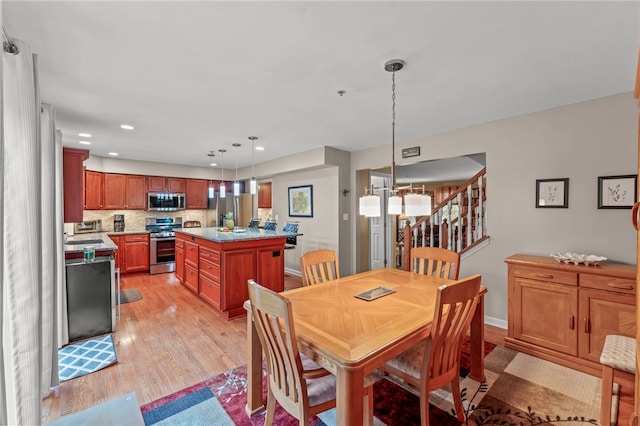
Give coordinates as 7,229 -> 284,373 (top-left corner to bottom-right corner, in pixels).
288,185 -> 313,217
597,175 -> 637,209
536,178 -> 569,208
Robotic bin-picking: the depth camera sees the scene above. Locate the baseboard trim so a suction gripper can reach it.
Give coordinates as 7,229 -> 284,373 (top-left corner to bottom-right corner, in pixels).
485,315 -> 507,329
284,267 -> 302,277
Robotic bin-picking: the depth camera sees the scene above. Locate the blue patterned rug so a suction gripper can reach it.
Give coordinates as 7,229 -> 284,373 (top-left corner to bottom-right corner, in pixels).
58,334 -> 117,382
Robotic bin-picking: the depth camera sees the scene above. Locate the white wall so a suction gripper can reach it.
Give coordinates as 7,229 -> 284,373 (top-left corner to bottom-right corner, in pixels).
351,93 -> 638,325
271,167 -> 340,273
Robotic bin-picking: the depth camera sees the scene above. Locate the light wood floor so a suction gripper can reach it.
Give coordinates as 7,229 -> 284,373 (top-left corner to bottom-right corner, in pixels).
42,272 -> 634,424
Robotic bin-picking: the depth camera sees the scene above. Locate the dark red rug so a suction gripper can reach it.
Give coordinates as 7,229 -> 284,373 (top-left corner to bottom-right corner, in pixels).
141,338 -> 496,425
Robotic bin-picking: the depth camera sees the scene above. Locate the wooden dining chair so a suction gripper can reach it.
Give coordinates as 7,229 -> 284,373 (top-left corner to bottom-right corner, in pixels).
247,280 -> 374,425
380,274 -> 481,426
300,249 -> 339,286
410,247 -> 460,280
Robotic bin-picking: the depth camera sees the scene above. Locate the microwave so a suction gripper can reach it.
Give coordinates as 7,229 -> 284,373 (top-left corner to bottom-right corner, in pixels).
148,193 -> 186,211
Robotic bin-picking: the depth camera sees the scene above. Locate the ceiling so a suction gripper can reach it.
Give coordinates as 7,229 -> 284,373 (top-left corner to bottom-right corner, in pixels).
3,1 -> 639,173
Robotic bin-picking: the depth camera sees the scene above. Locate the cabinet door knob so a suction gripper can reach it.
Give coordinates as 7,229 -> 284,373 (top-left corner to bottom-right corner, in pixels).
584,317 -> 590,333
632,202 -> 640,231
569,315 -> 575,330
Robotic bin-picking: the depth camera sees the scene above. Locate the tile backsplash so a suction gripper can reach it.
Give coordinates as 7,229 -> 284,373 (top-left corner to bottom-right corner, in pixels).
75,209 -> 214,233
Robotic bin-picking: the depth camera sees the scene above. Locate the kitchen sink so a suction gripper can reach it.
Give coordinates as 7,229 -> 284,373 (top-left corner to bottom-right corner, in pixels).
65,239 -> 104,245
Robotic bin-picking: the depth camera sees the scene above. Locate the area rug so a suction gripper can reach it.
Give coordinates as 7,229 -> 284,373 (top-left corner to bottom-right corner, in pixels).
140,341 -> 611,425
140,340 -> 496,425
58,334 -> 117,382
118,289 -> 142,304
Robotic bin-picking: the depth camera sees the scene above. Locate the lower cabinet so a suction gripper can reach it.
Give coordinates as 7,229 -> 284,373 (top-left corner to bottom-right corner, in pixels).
175,232 -> 285,319
175,239 -> 184,282
506,254 -> 636,377
108,233 -> 149,273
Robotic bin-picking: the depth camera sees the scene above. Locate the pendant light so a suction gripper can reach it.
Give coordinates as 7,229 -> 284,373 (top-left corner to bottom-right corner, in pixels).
358,59 -> 432,218
248,136 -> 258,195
232,143 -> 241,197
207,150 -> 216,198
218,149 -> 227,198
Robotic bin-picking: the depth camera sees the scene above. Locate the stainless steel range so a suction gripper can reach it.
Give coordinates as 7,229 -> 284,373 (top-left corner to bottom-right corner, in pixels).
146,217 -> 182,275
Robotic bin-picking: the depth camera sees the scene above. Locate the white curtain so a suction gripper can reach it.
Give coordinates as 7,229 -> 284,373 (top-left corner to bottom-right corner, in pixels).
2,37 -> 60,425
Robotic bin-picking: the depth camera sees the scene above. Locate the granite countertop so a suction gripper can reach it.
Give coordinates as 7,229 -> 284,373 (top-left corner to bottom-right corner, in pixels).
176,227 -> 300,243
106,230 -> 151,236
64,232 -> 118,254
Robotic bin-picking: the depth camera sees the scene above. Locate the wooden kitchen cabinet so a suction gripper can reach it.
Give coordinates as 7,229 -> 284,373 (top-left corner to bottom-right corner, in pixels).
103,173 -> 147,210
122,233 -> 149,273
148,176 -> 186,193
175,239 -> 184,282
63,148 -> 89,222
258,182 -> 272,208
84,170 -> 104,210
108,235 -> 122,270
506,254 -> 636,377
175,231 -> 285,319
185,179 -> 208,209
183,240 -> 199,293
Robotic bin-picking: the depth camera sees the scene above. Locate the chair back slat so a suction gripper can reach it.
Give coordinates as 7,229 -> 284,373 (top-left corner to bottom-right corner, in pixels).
424,275 -> 480,381
300,250 -> 340,286
410,247 -> 460,280
248,280 -> 308,409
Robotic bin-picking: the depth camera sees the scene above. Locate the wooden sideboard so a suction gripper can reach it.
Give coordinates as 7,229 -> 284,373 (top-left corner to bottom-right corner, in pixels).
505,254 -> 636,380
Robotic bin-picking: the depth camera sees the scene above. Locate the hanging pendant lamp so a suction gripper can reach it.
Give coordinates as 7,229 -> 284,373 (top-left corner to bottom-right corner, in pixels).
218,149 -> 227,198
248,136 -> 257,195
232,143 -> 241,197
207,150 -> 216,198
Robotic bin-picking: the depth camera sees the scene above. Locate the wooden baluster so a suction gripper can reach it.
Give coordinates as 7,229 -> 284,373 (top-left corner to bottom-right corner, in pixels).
420,221 -> 426,248
457,192 -> 463,252
478,175 -> 484,239
466,185 -> 473,250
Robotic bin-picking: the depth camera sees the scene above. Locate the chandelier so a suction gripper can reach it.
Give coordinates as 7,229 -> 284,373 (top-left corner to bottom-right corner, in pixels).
359,59 -> 432,218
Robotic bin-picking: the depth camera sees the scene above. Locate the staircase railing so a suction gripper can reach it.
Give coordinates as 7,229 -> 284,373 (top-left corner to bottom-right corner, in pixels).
401,167 -> 487,271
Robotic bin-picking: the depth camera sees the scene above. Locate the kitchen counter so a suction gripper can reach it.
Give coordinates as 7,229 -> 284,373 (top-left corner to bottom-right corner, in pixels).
64,232 -> 118,254
175,227 -> 300,243
106,230 -> 151,236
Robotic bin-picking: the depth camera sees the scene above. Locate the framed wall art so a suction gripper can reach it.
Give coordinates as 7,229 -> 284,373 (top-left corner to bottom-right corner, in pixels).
597,174 -> 637,209
535,178 -> 569,208
288,185 -> 313,217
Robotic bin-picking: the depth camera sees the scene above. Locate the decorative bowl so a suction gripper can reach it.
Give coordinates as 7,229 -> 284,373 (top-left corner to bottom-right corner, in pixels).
550,252 -> 607,266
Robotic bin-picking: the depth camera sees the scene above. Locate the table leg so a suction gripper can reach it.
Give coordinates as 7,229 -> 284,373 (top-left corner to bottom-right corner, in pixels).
245,309 -> 265,416
469,293 -> 486,382
335,368 -> 364,425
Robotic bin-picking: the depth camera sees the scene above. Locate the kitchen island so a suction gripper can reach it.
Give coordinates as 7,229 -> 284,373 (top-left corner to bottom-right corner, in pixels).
175,227 -> 299,319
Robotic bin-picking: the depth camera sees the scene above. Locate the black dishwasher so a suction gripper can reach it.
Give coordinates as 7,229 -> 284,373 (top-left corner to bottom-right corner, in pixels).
65,256 -> 116,341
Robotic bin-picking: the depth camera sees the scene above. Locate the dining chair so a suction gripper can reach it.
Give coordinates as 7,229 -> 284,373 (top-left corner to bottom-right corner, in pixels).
409,247 -> 460,280
282,221 -> 299,250
599,334 -> 636,426
248,218 -> 261,229
380,274 -> 481,426
300,249 -> 339,286
247,280 -> 374,425
264,220 -> 278,231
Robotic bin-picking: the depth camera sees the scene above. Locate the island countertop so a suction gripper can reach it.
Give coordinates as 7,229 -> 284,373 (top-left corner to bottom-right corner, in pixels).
175,227 -> 300,242
64,232 -> 118,254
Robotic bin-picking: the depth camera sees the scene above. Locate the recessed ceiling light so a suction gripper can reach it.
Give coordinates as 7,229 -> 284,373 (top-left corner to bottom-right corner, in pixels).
78,133 -> 92,138
79,140 -> 91,145
256,146 -> 265,151
210,163 -> 217,166
108,152 -> 119,156
120,124 -> 134,130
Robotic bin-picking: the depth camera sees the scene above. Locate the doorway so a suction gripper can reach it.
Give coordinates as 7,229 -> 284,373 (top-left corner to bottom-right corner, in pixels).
368,173 -> 393,269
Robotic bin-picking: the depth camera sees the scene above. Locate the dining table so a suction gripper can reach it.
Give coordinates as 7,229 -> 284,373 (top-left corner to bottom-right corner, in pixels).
244,267 -> 487,425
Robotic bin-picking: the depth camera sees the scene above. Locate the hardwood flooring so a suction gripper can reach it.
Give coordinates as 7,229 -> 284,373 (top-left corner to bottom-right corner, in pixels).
42,272 -> 635,424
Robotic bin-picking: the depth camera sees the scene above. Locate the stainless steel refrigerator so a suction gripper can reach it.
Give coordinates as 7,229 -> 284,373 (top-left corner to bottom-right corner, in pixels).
65,256 -> 116,341
209,193 -> 252,227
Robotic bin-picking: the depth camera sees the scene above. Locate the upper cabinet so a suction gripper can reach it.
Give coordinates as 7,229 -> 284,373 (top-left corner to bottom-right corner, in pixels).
148,176 -> 186,193
63,148 -> 89,222
103,173 -> 146,210
84,170 -> 104,210
258,182 -> 272,208
185,179 -> 208,209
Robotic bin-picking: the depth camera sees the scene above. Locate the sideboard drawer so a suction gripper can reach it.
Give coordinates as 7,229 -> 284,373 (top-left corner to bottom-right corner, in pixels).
580,274 -> 636,295
512,265 -> 577,286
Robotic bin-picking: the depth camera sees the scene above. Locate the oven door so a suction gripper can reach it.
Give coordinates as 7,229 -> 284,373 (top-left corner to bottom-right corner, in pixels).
149,237 -> 176,274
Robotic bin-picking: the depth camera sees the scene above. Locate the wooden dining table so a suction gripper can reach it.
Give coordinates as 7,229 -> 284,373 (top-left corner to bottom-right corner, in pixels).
244,268 -> 487,425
